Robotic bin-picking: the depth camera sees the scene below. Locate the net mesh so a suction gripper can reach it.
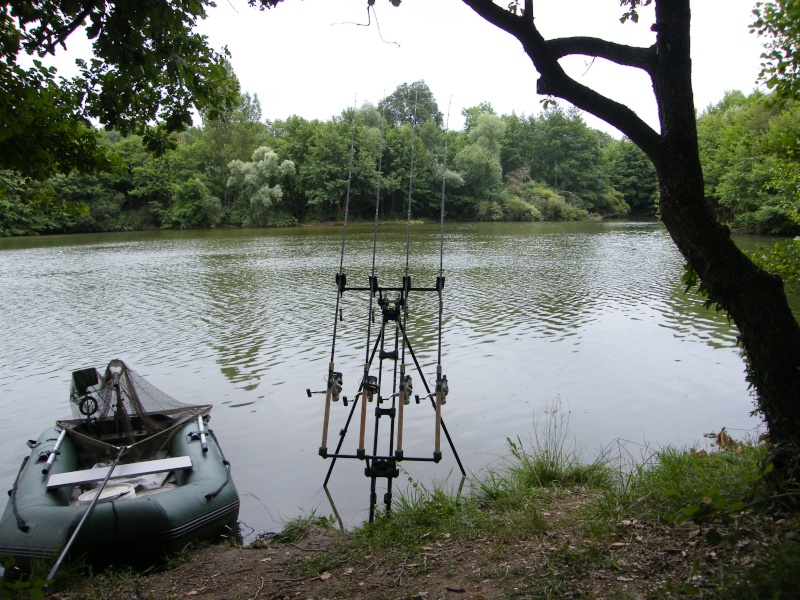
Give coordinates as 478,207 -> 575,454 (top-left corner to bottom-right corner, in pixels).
57,360 -> 211,465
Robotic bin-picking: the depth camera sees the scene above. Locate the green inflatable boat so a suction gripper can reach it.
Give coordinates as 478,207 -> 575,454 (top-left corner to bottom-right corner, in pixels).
0,360 -> 239,571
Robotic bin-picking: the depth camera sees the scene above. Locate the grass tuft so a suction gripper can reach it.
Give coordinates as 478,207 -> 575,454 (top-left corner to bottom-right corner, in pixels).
271,510 -> 337,544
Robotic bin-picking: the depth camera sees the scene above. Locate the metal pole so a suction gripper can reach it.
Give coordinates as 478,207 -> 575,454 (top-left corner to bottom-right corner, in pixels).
46,444 -> 128,582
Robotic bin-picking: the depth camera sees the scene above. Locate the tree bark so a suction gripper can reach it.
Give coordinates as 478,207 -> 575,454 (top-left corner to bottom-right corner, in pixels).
462,0 -> 800,470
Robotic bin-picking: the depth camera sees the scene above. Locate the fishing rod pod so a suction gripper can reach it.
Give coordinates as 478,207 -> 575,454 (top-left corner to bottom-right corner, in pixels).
311,94 -> 465,523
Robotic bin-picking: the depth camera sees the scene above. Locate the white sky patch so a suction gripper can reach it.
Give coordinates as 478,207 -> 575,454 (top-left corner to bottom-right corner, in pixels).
38,0 -> 767,136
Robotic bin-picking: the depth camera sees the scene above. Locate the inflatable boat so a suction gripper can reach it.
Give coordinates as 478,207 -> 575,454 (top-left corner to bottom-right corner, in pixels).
0,360 -> 239,571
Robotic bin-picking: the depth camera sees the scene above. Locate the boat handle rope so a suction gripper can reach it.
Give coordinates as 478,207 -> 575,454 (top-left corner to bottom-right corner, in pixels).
204,428 -> 232,501
9,455 -> 30,532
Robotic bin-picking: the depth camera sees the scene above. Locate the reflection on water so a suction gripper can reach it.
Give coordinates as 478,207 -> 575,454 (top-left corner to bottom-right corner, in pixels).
0,222 -> 766,538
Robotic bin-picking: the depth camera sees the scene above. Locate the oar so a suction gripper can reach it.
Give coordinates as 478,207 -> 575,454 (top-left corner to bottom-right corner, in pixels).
42,429 -> 67,475
46,444 -> 129,583
197,415 -> 208,453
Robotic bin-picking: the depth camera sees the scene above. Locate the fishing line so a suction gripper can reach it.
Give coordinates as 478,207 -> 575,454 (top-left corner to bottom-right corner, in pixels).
330,94 -> 359,364
437,96 -> 451,366
400,91 -> 419,391
365,93 -> 387,363
404,90 -> 418,279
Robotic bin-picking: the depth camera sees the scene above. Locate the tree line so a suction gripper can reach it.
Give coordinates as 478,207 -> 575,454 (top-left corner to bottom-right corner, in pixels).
1,80 -> 797,238
3,79 -> 655,236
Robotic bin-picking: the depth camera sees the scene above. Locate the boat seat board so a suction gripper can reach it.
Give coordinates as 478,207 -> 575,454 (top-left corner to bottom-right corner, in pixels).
46,456 -> 193,489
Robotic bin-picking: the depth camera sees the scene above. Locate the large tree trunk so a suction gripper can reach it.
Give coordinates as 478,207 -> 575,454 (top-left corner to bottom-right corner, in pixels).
463,0 -> 800,477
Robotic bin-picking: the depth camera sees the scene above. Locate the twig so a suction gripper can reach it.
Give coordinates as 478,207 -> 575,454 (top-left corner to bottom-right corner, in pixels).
252,576 -> 265,600
744,491 -> 800,509
288,542 -> 326,553
394,555 -> 409,586
271,577 -> 305,583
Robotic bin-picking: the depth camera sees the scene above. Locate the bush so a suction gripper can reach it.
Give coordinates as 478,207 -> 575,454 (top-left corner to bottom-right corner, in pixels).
503,195 -> 542,221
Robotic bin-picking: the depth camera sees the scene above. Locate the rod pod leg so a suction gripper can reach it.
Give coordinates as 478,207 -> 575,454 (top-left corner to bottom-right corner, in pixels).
396,363 -> 406,459
434,364 -> 443,462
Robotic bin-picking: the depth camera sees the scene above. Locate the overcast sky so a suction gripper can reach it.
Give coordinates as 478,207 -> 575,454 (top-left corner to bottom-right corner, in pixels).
47,0 -> 767,136
191,0 -> 767,136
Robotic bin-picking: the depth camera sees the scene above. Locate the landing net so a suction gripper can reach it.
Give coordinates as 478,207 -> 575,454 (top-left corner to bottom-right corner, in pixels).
57,359 -> 211,465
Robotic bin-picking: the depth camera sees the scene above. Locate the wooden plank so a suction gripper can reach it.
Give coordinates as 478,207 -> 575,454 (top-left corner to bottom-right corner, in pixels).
47,456 -> 193,489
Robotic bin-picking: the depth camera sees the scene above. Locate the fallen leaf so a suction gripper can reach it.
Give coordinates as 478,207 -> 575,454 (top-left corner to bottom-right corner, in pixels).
319,572 -> 333,581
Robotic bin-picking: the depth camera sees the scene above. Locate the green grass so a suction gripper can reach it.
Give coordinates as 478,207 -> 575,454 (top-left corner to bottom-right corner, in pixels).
346,420 -> 800,598
267,510 -> 338,544
353,400 -> 596,554
591,441 -> 770,530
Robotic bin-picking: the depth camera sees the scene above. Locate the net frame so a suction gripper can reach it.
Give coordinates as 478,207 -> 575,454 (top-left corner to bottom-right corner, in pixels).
57,360 -> 211,465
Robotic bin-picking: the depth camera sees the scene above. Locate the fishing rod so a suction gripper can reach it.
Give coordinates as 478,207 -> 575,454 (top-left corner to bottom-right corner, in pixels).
433,97 -> 452,462
395,89 -> 418,462
319,95 -> 358,459
321,94 -> 388,486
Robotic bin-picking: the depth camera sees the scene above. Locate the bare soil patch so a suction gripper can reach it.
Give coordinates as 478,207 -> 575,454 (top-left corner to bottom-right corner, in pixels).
50,488 -> 798,599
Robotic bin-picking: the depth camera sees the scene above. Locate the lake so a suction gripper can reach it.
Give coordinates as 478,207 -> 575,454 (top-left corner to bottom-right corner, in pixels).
0,221 -> 779,539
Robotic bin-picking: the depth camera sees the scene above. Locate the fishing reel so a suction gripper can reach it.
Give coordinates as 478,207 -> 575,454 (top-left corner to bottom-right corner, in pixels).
307,371 -> 344,402
437,375 -> 449,406
363,375 -> 379,402
402,375 -> 413,406
414,374 -> 449,406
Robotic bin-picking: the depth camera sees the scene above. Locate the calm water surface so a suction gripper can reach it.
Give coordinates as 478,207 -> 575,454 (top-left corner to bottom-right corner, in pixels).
0,222 -> 776,537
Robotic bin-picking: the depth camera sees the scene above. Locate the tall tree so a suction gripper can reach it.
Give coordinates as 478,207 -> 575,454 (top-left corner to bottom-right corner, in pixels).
453,112 -> 506,218
462,102 -> 496,132
0,0 -> 239,180
227,145 -> 296,226
527,105 -> 616,213
378,81 -> 443,128
605,137 -> 658,216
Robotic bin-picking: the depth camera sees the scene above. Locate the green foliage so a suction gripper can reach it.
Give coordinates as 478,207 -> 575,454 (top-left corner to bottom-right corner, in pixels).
271,512 -> 336,544
454,112 -> 506,204
595,441 -> 769,530
749,238 -> 800,290
603,137 -> 658,215
0,555 -> 52,598
227,145 -> 296,226
0,0 -> 239,181
503,195 -> 542,221
354,476 -> 546,554
501,397 -> 612,490
30,73 -> 800,234
462,101 -> 496,133
498,107 -> 617,215
619,0 -> 653,24
697,90 -> 800,234
378,80 -> 443,127
162,177 -> 222,229
752,1 -> 800,101
504,178 -> 588,221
